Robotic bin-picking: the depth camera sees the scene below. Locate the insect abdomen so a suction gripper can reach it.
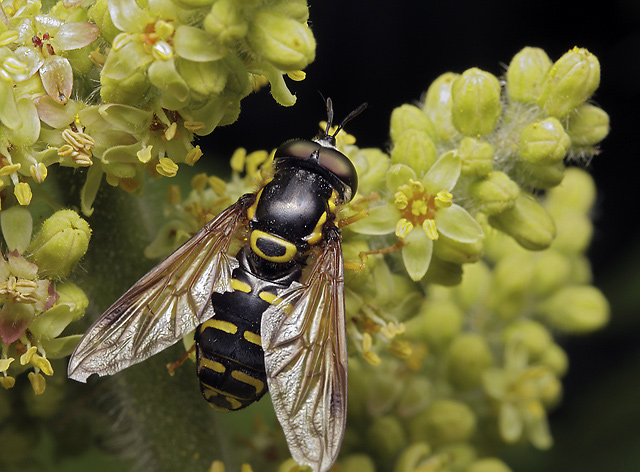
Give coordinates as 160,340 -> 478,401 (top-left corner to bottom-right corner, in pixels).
195,289 -> 268,411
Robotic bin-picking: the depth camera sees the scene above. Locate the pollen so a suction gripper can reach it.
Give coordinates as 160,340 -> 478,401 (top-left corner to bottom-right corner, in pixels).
59,128 -> 95,166
394,179 -> 443,237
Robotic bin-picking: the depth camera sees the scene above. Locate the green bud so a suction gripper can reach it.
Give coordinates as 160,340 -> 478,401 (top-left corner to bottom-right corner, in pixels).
27,210 -> 91,278
394,442 -> 432,472
1,206 -> 33,253
390,104 -> 437,143
422,72 -> 459,141
545,167 -> 596,215
366,367 -> 402,416
487,251 -> 534,320
100,71 -> 150,105
271,0 -> 310,23
351,148 -> 391,196
340,454 -> 376,472
203,0 -> 248,44
451,68 -> 502,136
468,171 -> 520,215
408,399 -> 476,446
518,118 -> 571,165
407,300 -> 463,352
467,458 -> 513,472
452,260 -> 492,311
536,47 -> 600,118
346,359 -> 369,420
566,103 -> 610,147
531,249 -> 572,296
502,320 -> 552,361
247,10 -> 315,71
536,285 -> 609,333
390,130 -> 437,173
422,256 -> 463,286
506,47 -> 552,102
516,160 -> 566,189
488,193 -> 555,251
397,376 -> 432,417
178,59 -> 227,97
88,0 -> 120,44
367,415 -> 406,462
446,333 -> 494,391
432,233 -> 483,265
458,137 -> 493,177
540,343 -> 569,377
552,213 -> 593,254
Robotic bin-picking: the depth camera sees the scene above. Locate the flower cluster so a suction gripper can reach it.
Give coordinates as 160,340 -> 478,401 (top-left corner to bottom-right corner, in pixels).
0,209 -> 90,395
0,0 -> 315,214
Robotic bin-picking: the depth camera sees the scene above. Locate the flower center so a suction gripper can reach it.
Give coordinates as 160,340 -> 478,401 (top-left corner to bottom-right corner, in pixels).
394,180 -> 437,227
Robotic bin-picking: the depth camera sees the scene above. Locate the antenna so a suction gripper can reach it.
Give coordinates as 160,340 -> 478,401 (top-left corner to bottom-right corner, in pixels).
332,101 -> 368,137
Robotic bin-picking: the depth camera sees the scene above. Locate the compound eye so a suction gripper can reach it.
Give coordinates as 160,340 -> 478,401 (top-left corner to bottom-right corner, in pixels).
274,140 -> 319,160
317,147 -> 358,200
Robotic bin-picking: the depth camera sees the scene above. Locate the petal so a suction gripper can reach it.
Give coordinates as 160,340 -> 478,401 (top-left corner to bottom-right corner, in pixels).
0,81 -> 21,130
102,40 -> 151,80
6,97 -> 40,145
435,204 -> 484,243
499,402 -> 523,443
108,0 -> 152,32
174,25 -> 226,62
55,22 -> 100,51
35,96 -> 84,128
39,56 -> 73,104
250,61 -> 295,107
0,303 -> 36,344
386,163 -> 417,192
12,46 -> 44,81
80,164 -> 103,216
148,57 -> 189,103
422,150 -> 461,193
402,228 -> 433,281
39,334 -> 83,358
0,206 -> 33,253
7,252 -> 38,279
348,204 -> 399,235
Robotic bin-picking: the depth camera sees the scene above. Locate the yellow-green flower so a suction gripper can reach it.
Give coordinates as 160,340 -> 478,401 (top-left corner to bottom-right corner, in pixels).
351,151 -> 484,281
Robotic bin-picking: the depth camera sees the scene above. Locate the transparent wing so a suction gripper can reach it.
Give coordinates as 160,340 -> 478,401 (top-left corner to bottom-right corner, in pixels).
262,233 -> 347,472
68,197 -> 251,382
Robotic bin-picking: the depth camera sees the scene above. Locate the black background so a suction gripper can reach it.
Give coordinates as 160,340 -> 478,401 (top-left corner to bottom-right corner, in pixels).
204,1 -> 640,471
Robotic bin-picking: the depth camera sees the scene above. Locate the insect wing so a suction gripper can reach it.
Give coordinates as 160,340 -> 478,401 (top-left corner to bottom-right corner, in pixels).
262,235 -> 347,472
68,199 -> 248,382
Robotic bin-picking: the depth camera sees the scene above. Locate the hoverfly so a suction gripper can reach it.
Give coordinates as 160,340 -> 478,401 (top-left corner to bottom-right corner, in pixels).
68,99 -> 367,472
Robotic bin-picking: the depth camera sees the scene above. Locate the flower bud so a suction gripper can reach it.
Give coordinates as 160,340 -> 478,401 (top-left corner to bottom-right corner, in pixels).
247,10 -> 315,71
518,118 -> 571,165
390,104 -> 437,143
451,68 -> 502,136
468,171 -> 520,215
446,333 -> 494,391
390,129 -> 436,173
506,47 -> 552,102
27,210 -> 91,278
552,212 -> 592,254
100,70 -> 150,105
87,0 -> 120,44
540,343 -> 569,377
516,160 -> 566,189
408,399 -> 476,446
530,249 -> 572,296
488,193 -> 555,251
566,103 -> 610,147
406,300 -> 463,352
204,0 -> 249,44
422,256 -> 463,286
452,260 -> 492,310
545,167 -> 596,215
536,285 -> 609,333
397,376 -> 432,417
536,47 -> 600,118
458,137 -> 493,177
502,320 -> 552,361
340,454 -> 376,472
467,458 -> 513,472
432,233 -> 483,265
393,443 -> 432,472
178,59 -> 228,97
487,251 -> 534,320
366,415 -> 406,462
422,72 -> 459,141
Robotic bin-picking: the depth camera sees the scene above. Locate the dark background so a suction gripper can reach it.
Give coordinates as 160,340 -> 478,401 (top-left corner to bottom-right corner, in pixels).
207,1 -> 640,471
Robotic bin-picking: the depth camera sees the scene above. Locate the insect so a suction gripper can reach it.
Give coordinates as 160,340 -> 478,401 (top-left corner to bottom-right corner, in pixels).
68,98 -> 367,472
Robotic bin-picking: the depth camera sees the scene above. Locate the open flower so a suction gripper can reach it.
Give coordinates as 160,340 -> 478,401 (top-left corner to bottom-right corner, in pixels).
351,151 -> 484,281
11,15 -> 99,104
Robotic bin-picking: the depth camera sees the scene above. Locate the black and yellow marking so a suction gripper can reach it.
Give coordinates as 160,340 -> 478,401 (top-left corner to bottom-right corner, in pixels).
231,369 -> 266,396
200,318 -> 238,334
250,229 -> 298,263
243,330 -> 262,346
230,278 -> 251,293
305,211 -> 327,245
259,291 -> 294,315
246,188 -> 263,221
